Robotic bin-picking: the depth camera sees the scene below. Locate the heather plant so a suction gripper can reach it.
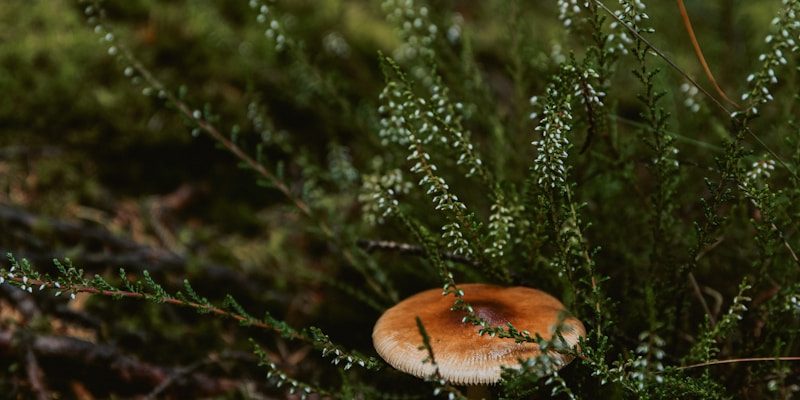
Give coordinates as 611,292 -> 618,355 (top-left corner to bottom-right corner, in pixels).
1,0 -> 800,399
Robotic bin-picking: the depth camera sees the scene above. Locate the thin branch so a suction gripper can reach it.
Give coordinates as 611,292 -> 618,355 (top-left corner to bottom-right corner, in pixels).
145,351 -> 256,400
610,114 -> 724,152
356,239 -> 479,268
743,126 -> 798,182
767,220 -> 800,269
677,356 -> 800,370
24,347 -> 50,400
1,273 -> 382,371
3,274 -> 300,340
777,222 -> 800,266
688,272 -> 715,325
694,236 -> 725,262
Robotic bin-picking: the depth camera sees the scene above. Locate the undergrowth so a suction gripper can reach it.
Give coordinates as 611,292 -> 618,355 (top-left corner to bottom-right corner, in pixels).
2,0 -> 800,398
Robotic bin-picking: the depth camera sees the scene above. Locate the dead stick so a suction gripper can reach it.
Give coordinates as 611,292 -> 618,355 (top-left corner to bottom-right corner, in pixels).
676,0 -> 739,108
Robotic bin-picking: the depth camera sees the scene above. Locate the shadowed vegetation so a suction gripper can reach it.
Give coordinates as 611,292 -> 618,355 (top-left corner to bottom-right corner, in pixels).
1,0 -> 799,398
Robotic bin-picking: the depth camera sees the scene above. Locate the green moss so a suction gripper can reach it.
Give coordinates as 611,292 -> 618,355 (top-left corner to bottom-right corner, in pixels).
1,0 -> 800,398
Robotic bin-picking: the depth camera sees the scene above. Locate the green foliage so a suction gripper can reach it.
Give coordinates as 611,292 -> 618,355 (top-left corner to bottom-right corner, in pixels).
2,0 -> 800,398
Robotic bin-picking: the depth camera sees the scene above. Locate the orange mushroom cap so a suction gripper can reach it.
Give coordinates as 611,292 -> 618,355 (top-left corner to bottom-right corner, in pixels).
372,283 -> 585,385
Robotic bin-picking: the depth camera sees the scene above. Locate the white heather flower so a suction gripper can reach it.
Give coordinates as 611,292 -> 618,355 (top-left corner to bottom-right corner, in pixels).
746,159 -> 776,181
557,0 -> 582,29
532,84 -> 574,191
681,82 -> 701,112
322,32 -> 350,58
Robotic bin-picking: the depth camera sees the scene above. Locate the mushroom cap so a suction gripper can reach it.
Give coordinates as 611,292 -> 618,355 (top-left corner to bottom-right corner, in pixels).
372,283 -> 585,385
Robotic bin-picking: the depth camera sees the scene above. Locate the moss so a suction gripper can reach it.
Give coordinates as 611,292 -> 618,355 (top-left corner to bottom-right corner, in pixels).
1,0 -> 800,398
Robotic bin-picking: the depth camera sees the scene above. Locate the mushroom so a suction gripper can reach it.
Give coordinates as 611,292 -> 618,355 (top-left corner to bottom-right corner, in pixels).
372,283 -> 585,398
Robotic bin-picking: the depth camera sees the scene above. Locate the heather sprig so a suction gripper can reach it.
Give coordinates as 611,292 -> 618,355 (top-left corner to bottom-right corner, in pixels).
529,62 -> 607,320
378,57 -> 509,282
685,279 -> 753,364
500,329 -> 582,399
381,0 -> 492,187
0,255 -> 383,373
739,0 -> 800,117
414,317 -> 467,400
252,340 -> 334,399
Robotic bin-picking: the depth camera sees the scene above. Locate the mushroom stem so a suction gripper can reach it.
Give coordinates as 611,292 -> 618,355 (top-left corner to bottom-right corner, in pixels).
466,385 -> 492,399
